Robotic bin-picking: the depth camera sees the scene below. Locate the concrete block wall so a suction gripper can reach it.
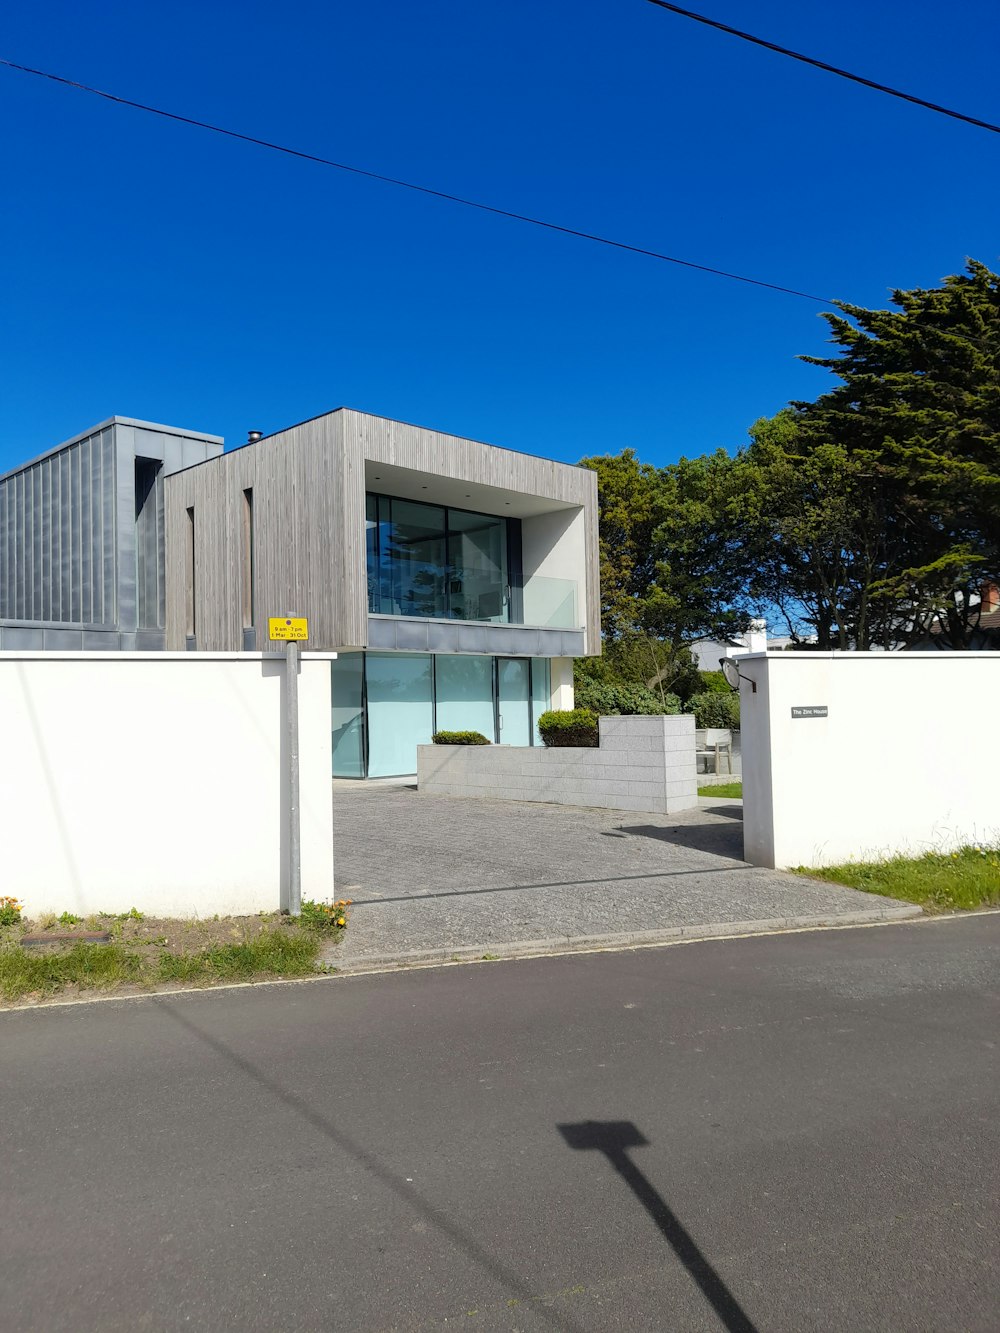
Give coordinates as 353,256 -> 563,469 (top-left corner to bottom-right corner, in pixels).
417,714 -> 697,815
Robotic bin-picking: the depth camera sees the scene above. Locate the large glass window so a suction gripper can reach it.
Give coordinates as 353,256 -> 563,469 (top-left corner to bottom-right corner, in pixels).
366,652 -> 434,778
366,493 -> 513,623
333,652 -> 555,777
435,656 -> 496,739
331,654 -> 365,778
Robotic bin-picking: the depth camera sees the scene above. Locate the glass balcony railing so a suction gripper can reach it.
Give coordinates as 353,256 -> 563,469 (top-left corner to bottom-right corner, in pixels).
367,569 -> 581,630
520,575 -> 579,629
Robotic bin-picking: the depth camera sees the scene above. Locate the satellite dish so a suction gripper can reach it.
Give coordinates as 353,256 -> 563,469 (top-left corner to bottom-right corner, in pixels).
719,657 -> 757,693
720,658 -> 741,690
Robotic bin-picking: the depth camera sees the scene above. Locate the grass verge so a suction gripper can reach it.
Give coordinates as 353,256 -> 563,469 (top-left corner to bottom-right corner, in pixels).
0,929 -> 322,1003
797,845 -> 1000,912
699,781 -> 742,799
0,901 -> 352,1004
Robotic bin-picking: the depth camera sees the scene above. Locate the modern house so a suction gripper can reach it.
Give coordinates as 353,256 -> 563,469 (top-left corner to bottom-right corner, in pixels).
163,409 -> 600,777
1,409 -> 600,778
0,418 -> 223,650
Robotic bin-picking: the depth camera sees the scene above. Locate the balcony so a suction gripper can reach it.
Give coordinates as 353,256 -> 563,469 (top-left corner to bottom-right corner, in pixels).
367,573 -> 583,657
365,490 -> 582,655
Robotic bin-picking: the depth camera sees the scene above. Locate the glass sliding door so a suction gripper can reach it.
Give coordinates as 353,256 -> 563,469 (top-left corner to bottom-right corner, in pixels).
447,509 -> 508,622
435,656 -> 496,740
530,658 -> 551,744
497,658 -> 531,747
331,654 -> 365,778
384,500 -> 448,619
366,652 -> 434,777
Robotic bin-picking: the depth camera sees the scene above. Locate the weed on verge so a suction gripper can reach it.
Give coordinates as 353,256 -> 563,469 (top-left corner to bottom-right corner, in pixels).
0,899 -> 354,1003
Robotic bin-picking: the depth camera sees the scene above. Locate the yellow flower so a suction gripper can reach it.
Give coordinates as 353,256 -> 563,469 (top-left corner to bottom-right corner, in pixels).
337,918 -> 346,926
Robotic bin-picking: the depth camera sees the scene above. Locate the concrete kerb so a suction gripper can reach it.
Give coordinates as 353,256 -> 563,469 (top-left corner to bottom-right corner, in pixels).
321,900 -> 923,975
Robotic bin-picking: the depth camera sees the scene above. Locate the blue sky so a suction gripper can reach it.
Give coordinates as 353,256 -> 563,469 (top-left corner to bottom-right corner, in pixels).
2,0 -> 997,473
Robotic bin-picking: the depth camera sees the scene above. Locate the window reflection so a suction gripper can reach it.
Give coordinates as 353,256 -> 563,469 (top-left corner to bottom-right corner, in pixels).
367,493 -> 511,623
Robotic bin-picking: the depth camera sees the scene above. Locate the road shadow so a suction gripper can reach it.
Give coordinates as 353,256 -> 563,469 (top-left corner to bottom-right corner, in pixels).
558,1120 -> 757,1333
158,1001 -> 586,1332
346,863 -> 746,907
616,821 -> 746,861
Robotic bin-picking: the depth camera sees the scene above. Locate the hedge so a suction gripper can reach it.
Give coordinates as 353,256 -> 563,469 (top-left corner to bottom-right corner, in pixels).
431,730 -> 491,745
574,678 -> 680,716
537,708 -> 599,748
683,691 -> 740,730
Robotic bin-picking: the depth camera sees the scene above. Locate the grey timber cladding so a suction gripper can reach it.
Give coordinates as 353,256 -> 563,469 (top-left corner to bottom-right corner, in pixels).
164,408 -> 600,654
0,425 -> 117,626
165,412 -> 355,651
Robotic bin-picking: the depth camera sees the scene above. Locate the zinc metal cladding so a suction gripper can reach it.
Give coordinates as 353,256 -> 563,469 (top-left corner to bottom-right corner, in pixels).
0,426 -> 117,627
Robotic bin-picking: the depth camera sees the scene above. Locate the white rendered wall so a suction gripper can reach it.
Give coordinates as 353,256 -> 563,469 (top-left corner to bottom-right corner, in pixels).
520,509 -> 586,629
739,652 -> 1000,868
550,657 -> 575,711
0,653 -> 335,917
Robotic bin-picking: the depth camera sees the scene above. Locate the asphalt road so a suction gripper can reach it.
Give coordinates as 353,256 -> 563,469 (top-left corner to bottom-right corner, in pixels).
2,915 -> 998,1332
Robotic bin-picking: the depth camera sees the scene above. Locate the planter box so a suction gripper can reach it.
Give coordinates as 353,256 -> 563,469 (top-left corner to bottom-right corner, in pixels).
418,714 -> 697,815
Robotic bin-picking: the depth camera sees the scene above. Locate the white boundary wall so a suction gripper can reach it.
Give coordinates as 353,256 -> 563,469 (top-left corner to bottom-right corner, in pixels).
0,652 -> 335,917
418,714 -> 697,814
739,652 -> 1000,868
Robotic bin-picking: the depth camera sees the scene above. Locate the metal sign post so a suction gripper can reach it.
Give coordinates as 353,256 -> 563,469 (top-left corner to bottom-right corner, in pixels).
269,617 -> 309,915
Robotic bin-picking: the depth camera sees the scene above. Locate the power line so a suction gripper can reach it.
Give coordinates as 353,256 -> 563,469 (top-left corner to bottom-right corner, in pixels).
0,56 -> 832,304
644,0 -> 1000,135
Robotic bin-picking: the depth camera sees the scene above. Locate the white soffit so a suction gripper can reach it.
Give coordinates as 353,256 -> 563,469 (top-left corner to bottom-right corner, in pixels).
362,460 -> 578,518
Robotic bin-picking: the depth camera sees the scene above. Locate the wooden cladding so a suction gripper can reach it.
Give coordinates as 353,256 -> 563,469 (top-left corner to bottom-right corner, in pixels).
163,409 -> 599,654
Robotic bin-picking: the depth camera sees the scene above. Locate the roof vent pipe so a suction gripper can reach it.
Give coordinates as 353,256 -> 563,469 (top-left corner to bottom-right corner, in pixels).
247,430 -> 263,444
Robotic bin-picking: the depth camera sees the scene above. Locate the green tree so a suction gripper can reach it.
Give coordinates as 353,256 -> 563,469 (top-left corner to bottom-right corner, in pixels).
739,261 -> 1000,649
579,448 -> 754,691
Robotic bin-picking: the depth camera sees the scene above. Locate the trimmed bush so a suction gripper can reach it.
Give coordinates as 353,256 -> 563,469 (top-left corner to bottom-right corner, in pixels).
431,730 -> 491,745
683,691 -> 740,730
574,678 -> 680,717
537,708 -> 599,748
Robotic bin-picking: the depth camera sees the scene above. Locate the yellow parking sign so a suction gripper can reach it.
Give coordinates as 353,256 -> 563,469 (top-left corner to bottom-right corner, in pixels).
269,617 -> 309,641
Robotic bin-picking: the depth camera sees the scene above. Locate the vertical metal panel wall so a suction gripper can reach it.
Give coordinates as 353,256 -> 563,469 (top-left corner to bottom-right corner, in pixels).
0,417 -> 223,650
0,425 -> 117,627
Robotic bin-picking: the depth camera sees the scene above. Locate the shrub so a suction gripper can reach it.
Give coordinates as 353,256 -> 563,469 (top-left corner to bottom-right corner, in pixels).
538,708 -> 599,747
574,678 -> 680,716
698,670 -> 732,695
683,691 -> 740,730
431,730 -> 491,745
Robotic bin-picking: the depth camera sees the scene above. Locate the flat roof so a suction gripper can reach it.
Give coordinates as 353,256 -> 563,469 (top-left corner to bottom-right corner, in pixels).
0,416 -> 224,484
164,405 -> 590,481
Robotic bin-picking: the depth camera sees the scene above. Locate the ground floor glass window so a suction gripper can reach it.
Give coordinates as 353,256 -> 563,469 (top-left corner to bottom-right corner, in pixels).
331,652 -> 556,778
435,655 -> 495,738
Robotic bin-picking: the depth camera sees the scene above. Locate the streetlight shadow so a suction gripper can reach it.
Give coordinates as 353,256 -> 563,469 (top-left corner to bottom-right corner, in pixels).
156,1000 -> 587,1332
557,1120 -> 757,1333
